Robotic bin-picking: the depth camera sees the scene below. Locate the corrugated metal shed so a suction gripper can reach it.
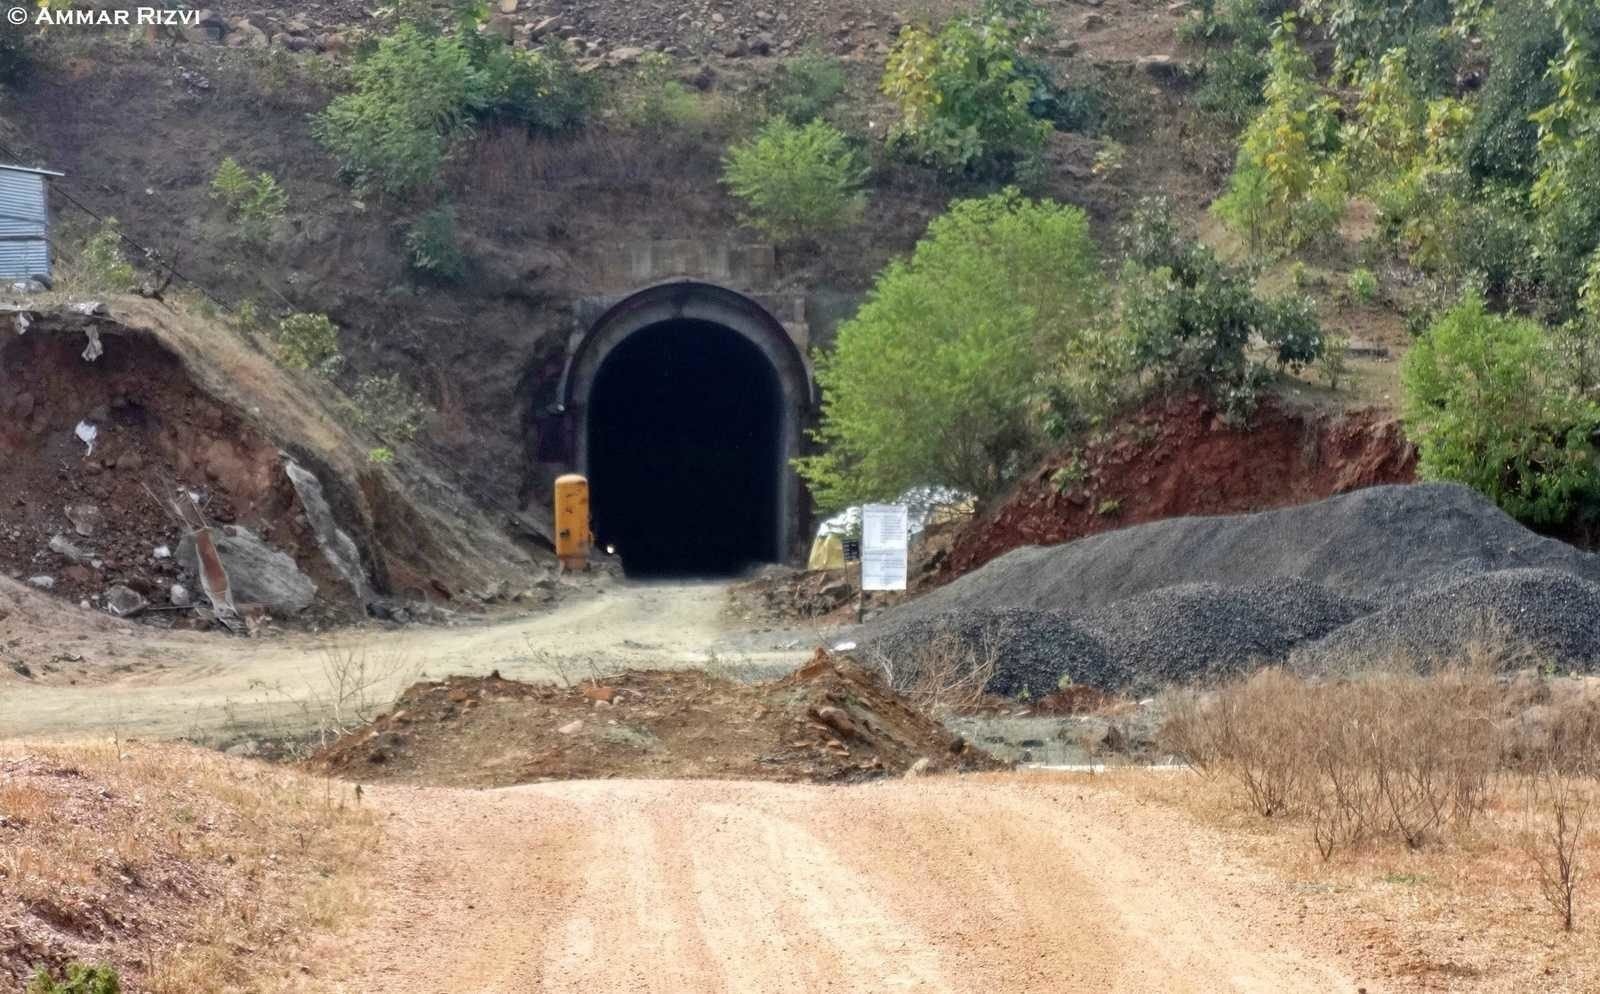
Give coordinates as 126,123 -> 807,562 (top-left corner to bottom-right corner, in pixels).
0,164 -> 63,283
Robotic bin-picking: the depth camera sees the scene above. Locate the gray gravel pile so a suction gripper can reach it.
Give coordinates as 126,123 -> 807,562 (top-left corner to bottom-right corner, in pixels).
861,484 -> 1600,697
1079,579 -> 1375,691
883,484 -> 1600,628
861,608 -> 1122,698
1292,568 -> 1600,675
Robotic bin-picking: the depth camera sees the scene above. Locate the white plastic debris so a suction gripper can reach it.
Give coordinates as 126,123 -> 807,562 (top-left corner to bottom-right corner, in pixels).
27,575 -> 54,590
153,545 -> 172,559
74,421 -> 98,455
48,534 -> 87,561
81,328 -> 103,362
13,312 -> 29,336
831,640 -> 858,652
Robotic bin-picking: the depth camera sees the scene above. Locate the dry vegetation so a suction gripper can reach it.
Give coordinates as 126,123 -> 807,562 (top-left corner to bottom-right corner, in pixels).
865,626 -> 1002,717
0,740 -> 377,992
1148,663 -> 1600,989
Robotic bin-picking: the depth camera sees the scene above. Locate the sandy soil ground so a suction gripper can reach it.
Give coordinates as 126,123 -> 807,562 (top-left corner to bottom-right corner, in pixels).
321,773 -> 1377,994
0,580 -> 824,743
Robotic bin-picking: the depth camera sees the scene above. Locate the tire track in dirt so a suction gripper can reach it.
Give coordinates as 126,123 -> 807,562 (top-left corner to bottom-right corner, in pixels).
326,776 -> 1376,993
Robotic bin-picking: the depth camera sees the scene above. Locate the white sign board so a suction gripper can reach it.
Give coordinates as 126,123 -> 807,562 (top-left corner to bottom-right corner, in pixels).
860,503 -> 909,591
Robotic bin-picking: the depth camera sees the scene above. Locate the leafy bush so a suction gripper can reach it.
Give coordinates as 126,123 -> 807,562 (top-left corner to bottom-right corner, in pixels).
209,157 -> 287,243
1211,19 -> 1345,255
1183,0 -> 1275,125
881,0 -> 1052,178
1299,0 -> 1454,76
28,963 -> 120,994
1401,293 -> 1600,527
472,37 -> 597,132
313,21 -> 593,197
73,219 -> 138,292
274,312 -> 344,376
352,373 -> 429,442
615,52 -> 706,130
1347,267 -> 1379,302
768,52 -> 847,124
1119,197 -> 1322,414
312,23 -> 480,196
1318,333 -> 1351,390
368,446 -> 395,464
1553,250 -> 1600,397
722,118 -> 866,244
797,190 -> 1107,509
405,205 -> 467,281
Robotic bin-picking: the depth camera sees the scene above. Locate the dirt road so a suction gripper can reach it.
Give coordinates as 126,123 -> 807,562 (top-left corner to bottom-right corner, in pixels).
0,580 -> 820,743
328,774 -> 1375,994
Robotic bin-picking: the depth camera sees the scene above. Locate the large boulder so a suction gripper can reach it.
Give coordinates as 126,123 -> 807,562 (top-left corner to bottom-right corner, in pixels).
178,526 -> 316,615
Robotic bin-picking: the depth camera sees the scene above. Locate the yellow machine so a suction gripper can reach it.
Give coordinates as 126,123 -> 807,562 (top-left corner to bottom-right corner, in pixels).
554,474 -> 592,571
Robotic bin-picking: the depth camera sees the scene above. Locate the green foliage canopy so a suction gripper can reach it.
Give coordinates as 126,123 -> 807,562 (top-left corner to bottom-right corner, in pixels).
881,0 -> 1052,178
1401,293 -> 1600,527
313,21 -> 593,197
722,118 -> 866,244
797,190 -> 1105,509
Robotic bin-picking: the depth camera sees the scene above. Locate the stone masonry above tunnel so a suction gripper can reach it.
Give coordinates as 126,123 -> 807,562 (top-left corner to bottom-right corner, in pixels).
554,282 -> 813,577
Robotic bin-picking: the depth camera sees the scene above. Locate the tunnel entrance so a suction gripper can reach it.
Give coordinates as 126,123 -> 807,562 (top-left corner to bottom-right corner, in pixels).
587,319 -> 784,577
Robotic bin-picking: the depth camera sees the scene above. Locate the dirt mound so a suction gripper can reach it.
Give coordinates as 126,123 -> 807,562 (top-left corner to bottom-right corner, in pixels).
0,307 -> 349,623
937,396 -> 1416,584
0,742 -> 373,991
0,299 -> 557,633
1293,568 -> 1600,674
308,650 -> 1004,787
862,608 -> 1123,699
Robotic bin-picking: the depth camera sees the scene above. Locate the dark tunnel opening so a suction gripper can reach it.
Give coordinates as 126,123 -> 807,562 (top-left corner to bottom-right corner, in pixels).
588,319 -> 783,578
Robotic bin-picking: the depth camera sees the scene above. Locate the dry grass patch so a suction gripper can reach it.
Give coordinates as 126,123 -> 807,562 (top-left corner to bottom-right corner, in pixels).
0,740 -> 377,993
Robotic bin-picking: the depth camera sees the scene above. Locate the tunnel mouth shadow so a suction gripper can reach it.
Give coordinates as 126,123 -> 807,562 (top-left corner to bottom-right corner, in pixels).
587,318 -> 783,578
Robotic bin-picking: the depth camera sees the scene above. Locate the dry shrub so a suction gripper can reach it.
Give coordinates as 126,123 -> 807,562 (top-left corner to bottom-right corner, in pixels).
314,645 -> 419,742
1161,666 -> 1499,853
1522,760 -> 1595,932
866,626 -> 1000,716
1513,678 -> 1600,931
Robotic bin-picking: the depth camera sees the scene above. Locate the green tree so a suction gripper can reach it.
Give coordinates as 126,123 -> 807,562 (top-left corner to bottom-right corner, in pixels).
1299,0 -> 1453,77
722,118 -> 866,244
1463,0 -> 1562,186
1529,0 -> 1600,318
881,0 -> 1052,178
1401,293 -> 1600,526
1211,18 -> 1345,255
210,157 -> 287,243
797,190 -> 1106,509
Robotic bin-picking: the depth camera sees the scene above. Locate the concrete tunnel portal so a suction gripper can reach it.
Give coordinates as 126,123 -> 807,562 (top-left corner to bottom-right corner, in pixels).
562,282 -> 812,578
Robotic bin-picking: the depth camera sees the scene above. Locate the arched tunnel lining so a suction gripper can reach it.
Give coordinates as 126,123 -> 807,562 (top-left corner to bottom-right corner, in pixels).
588,318 -> 784,577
